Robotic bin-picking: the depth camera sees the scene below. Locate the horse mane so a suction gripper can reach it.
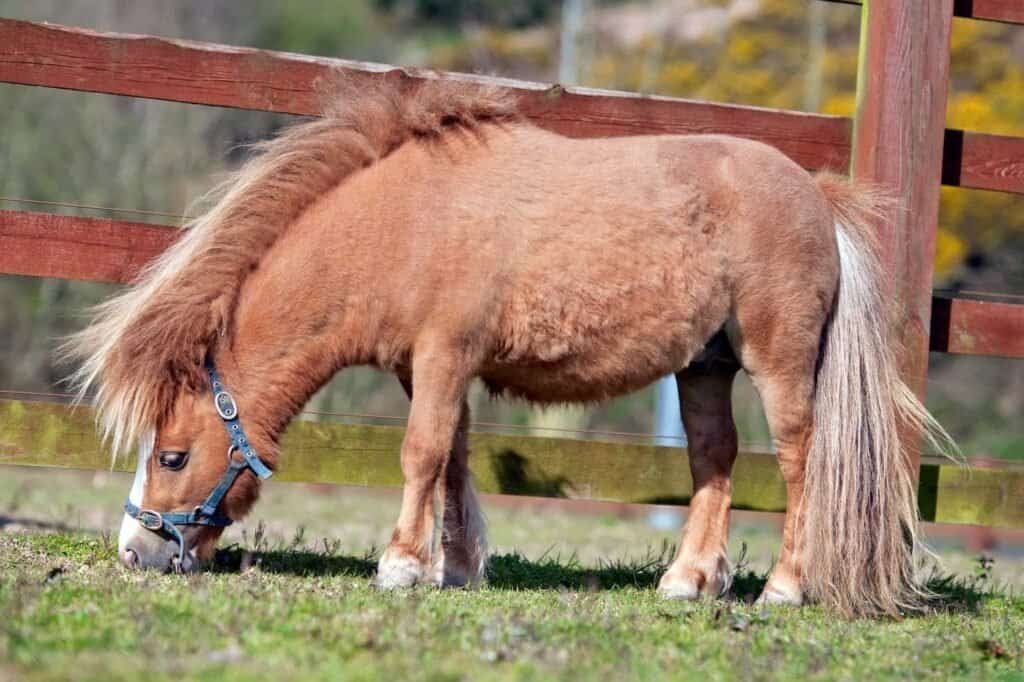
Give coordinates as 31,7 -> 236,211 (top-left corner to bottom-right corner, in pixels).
63,74 -> 520,456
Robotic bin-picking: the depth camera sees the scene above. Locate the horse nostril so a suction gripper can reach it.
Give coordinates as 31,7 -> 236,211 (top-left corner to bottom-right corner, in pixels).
121,548 -> 139,569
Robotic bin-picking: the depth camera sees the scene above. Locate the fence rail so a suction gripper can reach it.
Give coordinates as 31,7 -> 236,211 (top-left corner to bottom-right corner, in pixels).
823,0 -> 1024,26
3,399 -> 1022,529
2,19 -> 1023,195
1,11 -> 1022,529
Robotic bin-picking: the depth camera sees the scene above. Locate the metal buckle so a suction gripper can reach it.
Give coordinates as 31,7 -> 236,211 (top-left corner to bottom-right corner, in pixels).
214,390 -> 239,420
138,509 -> 164,531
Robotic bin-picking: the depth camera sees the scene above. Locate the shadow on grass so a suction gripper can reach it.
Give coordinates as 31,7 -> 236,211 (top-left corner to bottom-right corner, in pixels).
486,551 -> 775,603
487,551 -> 671,591
25,524 -> 999,610
211,546 -> 378,577
208,543 -> 998,614
20,528 -> 996,613
923,571 -> 999,614
209,541 -> 770,600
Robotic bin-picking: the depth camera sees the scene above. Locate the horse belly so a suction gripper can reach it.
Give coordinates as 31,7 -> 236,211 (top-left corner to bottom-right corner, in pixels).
483,265 -> 730,403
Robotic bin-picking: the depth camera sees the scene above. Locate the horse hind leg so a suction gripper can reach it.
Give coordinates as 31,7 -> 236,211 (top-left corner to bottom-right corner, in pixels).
658,333 -> 740,600
733,308 -> 827,606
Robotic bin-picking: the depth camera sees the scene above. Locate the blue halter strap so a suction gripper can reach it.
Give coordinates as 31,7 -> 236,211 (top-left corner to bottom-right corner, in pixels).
123,360 -> 273,567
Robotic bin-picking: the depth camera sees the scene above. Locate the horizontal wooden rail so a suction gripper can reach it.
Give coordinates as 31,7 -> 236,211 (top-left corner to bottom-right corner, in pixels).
5,208 -> 1023,359
930,296 -> 1024,359
943,128 -> 1024,196
2,399 -> 1022,528
0,18 -> 849,173
0,210 -> 175,283
1,19 -> 1022,195
822,0 -> 1024,25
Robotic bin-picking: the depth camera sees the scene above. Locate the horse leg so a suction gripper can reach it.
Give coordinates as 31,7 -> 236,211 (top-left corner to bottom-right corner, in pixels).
439,406 -> 487,586
658,338 -> 740,600
376,347 -> 470,589
397,375 -> 486,587
737,322 -> 823,606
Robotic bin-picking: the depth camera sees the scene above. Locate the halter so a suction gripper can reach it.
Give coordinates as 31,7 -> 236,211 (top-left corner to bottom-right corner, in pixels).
123,360 -> 274,568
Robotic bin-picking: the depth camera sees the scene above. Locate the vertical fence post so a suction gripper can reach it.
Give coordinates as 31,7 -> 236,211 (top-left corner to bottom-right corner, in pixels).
849,0 -> 954,469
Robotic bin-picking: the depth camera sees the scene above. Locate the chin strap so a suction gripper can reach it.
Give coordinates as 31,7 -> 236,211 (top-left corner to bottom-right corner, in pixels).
123,359 -> 274,568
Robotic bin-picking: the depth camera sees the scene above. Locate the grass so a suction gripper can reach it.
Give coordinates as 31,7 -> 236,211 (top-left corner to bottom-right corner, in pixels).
2,533 -> 1023,681
1,465 -> 1023,680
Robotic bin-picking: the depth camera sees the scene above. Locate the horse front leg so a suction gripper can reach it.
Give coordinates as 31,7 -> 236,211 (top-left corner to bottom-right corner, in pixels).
658,358 -> 739,600
396,375 -> 486,587
375,345 -> 472,589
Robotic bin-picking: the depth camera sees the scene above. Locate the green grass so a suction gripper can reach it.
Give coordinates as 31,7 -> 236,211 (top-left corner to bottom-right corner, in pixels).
2,465 -> 1023,680
1,532 -> 1023,682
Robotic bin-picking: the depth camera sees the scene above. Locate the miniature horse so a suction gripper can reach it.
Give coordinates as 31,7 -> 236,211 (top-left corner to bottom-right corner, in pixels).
66,76 -> 949,617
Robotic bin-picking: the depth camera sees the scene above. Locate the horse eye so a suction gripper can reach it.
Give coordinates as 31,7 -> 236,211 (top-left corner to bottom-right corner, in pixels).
158,451 -> 189,471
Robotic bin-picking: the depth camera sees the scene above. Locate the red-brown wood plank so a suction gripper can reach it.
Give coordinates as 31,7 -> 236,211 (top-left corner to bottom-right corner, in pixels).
980,0 -> 1024,23
0,210 -> 177,284
0,18 -> 850,172
823,0 -> 1024,25
851,0 -> 955,396
2,19 -> 1022,194
930,297 -> 1024,358
948,129 -> 1024,194
957,0 -> 1024,23
851,0 -> 955,479
3,209 -> 1021,359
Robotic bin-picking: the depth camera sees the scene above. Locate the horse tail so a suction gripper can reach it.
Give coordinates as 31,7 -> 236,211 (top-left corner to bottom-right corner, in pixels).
803,173 -> 957,617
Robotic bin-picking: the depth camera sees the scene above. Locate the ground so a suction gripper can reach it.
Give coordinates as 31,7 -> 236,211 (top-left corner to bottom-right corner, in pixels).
1,464 -> 1022,681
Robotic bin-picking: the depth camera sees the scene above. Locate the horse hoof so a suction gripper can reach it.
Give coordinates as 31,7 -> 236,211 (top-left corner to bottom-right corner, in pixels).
374,552 -> 427,589
755,584 -> 804,606
658,555 -> 732,600
438,556 -> 487,588
657,576 -> 701,601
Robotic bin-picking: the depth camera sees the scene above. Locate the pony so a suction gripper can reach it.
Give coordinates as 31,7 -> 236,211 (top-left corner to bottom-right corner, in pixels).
65,75 -> 951,617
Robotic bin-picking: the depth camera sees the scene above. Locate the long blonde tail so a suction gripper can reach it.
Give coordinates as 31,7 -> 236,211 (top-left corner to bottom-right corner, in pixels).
803,174 -> 956,617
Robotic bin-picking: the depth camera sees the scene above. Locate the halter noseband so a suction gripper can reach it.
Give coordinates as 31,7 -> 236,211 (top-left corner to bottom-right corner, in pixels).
123,360 -> 273,568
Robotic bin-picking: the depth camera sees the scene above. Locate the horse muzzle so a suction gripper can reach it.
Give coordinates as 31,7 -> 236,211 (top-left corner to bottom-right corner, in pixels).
118,512 -> 198,573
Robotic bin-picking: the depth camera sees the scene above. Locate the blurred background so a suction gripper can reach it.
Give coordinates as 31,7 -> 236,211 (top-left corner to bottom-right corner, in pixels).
1,0 -> 1021,461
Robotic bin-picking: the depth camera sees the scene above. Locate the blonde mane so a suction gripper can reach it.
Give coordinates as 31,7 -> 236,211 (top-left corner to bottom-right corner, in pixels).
63,75 -> 519,456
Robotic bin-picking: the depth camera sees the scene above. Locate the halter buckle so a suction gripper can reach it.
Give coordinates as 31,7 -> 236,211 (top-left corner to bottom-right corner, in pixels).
137,509 -> 164,531
214,390 -> 239,420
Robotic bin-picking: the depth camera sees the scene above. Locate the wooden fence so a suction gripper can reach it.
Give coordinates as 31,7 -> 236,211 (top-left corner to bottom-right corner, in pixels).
1,3 -> 1022,529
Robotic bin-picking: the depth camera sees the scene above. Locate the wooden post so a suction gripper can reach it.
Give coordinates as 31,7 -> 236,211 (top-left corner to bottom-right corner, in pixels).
850,1 -> 954,472
850,1 -> 954,396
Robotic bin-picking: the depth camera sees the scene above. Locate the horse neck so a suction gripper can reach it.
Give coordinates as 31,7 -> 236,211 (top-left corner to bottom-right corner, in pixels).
211,222 -> 383,449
